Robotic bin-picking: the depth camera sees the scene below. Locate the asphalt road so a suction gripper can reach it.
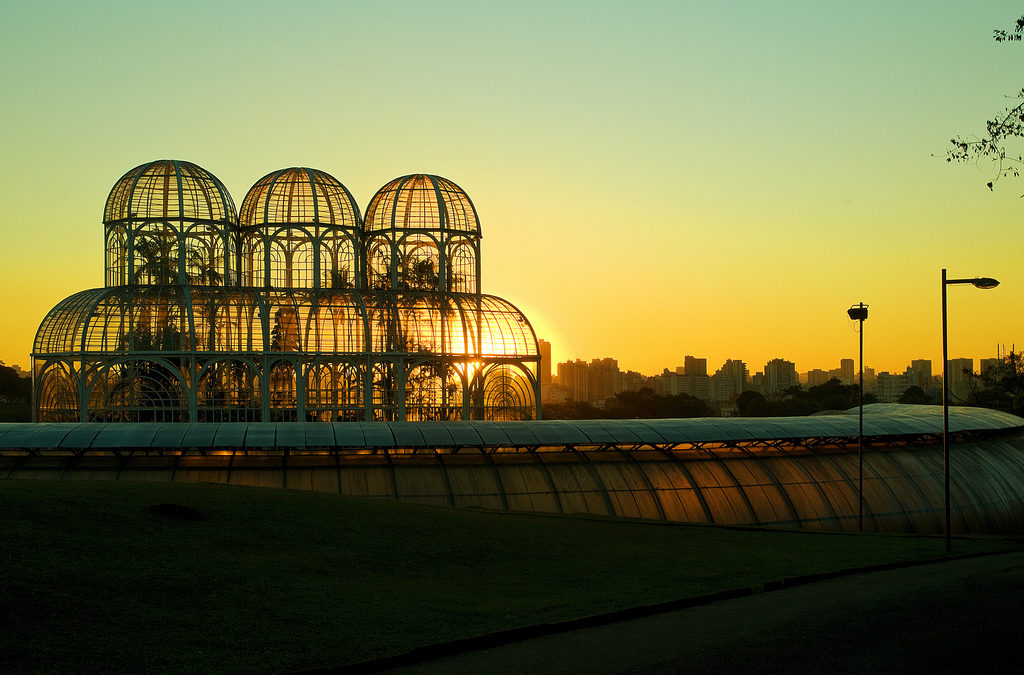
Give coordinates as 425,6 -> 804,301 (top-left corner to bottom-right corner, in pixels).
388,552 -> 1024,674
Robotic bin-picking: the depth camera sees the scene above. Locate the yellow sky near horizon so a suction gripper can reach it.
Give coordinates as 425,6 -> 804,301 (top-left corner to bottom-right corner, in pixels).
2,1 -> 1023,377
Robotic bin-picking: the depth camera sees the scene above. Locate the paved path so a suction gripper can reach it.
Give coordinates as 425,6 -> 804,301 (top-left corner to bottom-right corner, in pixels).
389,552 -> 1024,674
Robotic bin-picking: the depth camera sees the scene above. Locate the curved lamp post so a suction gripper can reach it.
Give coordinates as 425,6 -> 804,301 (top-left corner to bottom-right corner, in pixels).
941,270 -> 999,553
847,302 -> 868,531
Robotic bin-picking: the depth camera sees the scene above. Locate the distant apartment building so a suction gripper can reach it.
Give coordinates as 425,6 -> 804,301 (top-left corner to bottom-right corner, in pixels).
762,358 -> 798,397
710,359 -> 747,402
557,359 -> 589,403
874,371 -> 914,403
659,355 -> 710,400
619,369 -> 650,393
554,357 -> 623,406
869,360 -> 937,403
947,358 -> 975,402
839,358 -> 855,386
805,368 -> 831,387
588,358 -> 620,405
683,355 -> 707,377
980,357 -> 1003,377
907,359 -> 930,388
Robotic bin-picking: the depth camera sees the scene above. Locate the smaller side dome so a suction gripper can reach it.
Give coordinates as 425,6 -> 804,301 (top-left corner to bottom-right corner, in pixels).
365,174 -> 480,236
239,167 -> 361,228
103,160 -> 237,224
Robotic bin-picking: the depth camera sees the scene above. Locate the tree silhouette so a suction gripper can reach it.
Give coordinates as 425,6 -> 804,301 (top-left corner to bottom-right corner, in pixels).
948,13 -> 1024,190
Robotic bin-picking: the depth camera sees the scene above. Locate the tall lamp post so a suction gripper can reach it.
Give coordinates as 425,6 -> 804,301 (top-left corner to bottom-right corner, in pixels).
847,303 -> 868,531
941,270 -> 999,553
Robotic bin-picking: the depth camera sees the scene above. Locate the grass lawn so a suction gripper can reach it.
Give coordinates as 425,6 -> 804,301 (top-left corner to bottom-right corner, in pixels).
1,479 -> 1020,674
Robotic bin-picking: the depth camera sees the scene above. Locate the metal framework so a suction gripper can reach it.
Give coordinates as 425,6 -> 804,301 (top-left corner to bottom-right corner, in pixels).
34,161 -> 540,423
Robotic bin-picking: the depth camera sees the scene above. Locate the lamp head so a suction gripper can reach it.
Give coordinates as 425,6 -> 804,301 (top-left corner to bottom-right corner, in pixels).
847,304 -> 868,321
972,278 -> 999,289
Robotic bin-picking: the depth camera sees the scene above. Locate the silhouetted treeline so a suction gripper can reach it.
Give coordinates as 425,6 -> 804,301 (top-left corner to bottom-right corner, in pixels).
543,388 -> 712,420
966,351 -> 1024,416
736,379 -> 873,417
0,362 -> 30,403
544,379 -> 877,420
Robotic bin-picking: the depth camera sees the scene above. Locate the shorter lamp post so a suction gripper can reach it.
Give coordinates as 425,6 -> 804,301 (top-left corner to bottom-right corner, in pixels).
847,302 -> 868,531
941,270 -> 999,553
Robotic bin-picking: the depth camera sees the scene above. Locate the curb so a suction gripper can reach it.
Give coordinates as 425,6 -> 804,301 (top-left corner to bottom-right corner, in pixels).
297,549 -> 1018,674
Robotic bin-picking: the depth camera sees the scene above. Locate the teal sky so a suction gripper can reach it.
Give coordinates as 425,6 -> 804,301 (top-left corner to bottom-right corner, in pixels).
2,1 -> 1023,374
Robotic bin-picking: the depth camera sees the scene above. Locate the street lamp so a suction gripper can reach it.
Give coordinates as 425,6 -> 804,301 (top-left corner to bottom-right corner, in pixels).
847,302 -> 868,531
941,270 -> 999,553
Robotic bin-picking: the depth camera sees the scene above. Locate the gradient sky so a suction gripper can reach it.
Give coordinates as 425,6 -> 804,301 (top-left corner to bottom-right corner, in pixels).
2,1 -> 1023,376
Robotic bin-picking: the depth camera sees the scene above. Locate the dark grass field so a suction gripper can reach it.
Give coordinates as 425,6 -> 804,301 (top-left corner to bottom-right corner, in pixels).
1,479 -> 1019,674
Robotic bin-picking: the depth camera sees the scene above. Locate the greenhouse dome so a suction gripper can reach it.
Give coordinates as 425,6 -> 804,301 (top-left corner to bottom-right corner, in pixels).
364,174 -> 481,294
103,160 -> 238,288
238,167 -> 362,290
33,162 -> 539,423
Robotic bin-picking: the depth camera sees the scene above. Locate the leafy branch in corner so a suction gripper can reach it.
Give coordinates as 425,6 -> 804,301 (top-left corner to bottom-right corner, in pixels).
948,14 -> 1024,190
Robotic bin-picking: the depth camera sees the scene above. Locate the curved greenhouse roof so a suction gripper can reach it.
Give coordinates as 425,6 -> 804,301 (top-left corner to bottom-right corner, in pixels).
364,174 -> 480,235
33,287 -> 538,359
103,160 -> 237,225
239,167 -> 361,229
3,405 -> 1019,451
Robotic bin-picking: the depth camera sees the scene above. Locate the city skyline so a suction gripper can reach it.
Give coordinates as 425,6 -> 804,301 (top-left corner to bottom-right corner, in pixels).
2,2 -> 1023,375
547,348 -> 1005,381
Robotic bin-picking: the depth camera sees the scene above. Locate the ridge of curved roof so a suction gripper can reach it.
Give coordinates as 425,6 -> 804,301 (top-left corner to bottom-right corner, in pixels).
2,406 -> 1020,451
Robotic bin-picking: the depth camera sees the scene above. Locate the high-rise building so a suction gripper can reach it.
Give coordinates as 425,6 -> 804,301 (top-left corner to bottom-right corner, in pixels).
840,358 -> 855,386
710,359 -> 747,402
588,358 -> 620,405
947,358 -> 975,402
874,371 -> 914,402
908,359 -> 932,390
762,359 -> 798,397
980,357 -> 1003,377
684,355 -> 708,377
557,359 -> 589,403
806,369 -> 831,387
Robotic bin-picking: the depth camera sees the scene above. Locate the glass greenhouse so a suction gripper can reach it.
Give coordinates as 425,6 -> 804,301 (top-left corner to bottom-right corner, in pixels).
33,161 -> 540,423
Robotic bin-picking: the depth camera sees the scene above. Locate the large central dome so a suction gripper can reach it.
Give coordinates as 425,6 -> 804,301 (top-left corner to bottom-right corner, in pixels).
239,167 -> 361,228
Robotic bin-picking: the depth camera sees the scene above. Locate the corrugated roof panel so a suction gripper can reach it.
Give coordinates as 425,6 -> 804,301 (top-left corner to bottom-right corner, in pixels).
3,405 -> 1020,451
213,423 -> 248,448
2,424 -> 71,448
92,425 -> 135,448
526,420 -> 587,445
304,423 -> 336,447
276,424 -> 306,448
182,424 -> 218,447
62,424 -> 104,448
331,423 -> 366,447
123,424 -> 160,449
494,421 -> 539,446
245,423 -> 277,448
359,424 -> 394,448
152,424 -> 189,448
572,419 -> 639,444
390,422 -> 426,447
702,420 -> 759,441
469,422 -> 512,446
441,422 -> 483,447
416,423 -> 455,447
614,420 -> 669,444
